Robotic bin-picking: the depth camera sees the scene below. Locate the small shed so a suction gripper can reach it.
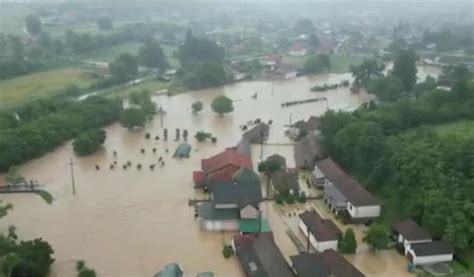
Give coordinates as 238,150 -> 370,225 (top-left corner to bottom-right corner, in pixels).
173,143 -> 192,158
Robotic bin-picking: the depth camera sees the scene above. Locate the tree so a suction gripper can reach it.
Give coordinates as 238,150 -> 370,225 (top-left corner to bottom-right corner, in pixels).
363,224 -> 389,251
24,14 -> 42,35
302,54 -> 331,74
178,29 -> 225,66
258,160 -> 282,196
109,53 -> 138,82
308,33 -> 321,47
76,260 -> 97,277
392,49 -> 417,92
211,95 -> 233,115
97,17 -> 113,30
350,59 -> 385,89
138,38 -> 168,71
191,101 -> 203,113
183,61 -> 227,89
339,228 -> 357,254
367,76 -> 404,102
11,238 -> 55,277
119,108 -> 146,129
73,129 -> 107,156
6,166 -> 25,186
194,131 -> 212,142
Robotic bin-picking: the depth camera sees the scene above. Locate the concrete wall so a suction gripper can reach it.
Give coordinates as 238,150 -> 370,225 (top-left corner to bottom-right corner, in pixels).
201,219 -> 239,231
348,203 -> 381,218
407,248 -> 453,265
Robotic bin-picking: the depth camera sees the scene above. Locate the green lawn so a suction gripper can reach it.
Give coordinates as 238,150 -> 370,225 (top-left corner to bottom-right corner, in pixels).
104,79 -> 169,99
433,120 -> 474,138
80,42 -> 144,62
0,67 -> 94,110
282,54 -> 362,74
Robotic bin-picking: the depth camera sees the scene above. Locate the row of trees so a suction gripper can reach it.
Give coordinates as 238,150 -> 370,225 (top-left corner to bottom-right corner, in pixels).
302,54 -> 331,75
119,90 -> 156,130
0,96 -> 122,171
318,69 -> 474,251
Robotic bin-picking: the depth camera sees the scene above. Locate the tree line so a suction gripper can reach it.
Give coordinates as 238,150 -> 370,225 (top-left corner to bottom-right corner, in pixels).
318,62 -> 474,251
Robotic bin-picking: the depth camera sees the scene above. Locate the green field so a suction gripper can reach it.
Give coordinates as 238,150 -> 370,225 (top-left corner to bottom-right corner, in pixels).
81,42 -> 144,62
433,120 -> 474,138
283,54 -> 363,74
104,79 -> 169,99
0,67 -> 94,110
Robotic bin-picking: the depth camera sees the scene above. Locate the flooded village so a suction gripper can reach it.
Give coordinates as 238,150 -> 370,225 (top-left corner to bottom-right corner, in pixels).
0,66 -> 443,276
1,1 -> 473,277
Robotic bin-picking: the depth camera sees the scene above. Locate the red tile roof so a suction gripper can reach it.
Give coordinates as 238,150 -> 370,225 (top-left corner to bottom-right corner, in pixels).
193,171 -> 205,183
201,149 -> 252,174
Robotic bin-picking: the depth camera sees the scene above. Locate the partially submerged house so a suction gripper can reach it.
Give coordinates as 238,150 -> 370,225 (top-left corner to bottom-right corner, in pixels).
294,134 -> 322,170
271,169 -> 299,195
407,241 -> 454,265
243,123 -> 270,144
298,210 -> 342,252
288,116 -> 321,139
232,233 -> 295,277
193,148 -> 252,188
154,263 -> 183,277
197,168 -> 263,231
392,219 -> 453,265
392,219 -> 432,255
315,158 -> 381,221
290,250 -> 365,277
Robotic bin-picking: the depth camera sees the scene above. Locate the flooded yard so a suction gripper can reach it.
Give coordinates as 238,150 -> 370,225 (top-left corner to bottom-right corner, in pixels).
0,67 -> 440,276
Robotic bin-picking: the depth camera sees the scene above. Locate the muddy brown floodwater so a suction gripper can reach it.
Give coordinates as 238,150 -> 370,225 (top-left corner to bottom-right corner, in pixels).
0,66 -> 441,277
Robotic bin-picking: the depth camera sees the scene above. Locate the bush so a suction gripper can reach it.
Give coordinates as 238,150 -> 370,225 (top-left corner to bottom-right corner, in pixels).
222,245 -> 234,258
275,193 -> 284,205
339,228 -> 357,254
73,129 -> 106,156
195,131 -> 213,142
285,193 -> 296,205
297,191 -> 307,203
192,101 -> 203,113
211,95 -> 234,115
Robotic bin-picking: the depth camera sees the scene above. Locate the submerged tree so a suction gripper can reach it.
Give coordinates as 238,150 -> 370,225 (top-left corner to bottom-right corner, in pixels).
211,95 -> 233,115
191,101 -> 203,113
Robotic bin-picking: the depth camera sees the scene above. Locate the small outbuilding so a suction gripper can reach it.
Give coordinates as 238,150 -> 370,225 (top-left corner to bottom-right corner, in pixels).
392,219 -> 432,255
407,241 -> 454,265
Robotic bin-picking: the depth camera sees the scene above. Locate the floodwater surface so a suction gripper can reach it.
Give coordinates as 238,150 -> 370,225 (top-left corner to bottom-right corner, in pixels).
0,66 -> 440,277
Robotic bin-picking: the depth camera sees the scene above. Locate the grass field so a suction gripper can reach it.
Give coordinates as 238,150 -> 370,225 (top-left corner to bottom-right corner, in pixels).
283,54 -> 363,74
104,79 -> 169,99
433,120 -> 474,138
0,67 -> 93,110
81,42 -> 144,62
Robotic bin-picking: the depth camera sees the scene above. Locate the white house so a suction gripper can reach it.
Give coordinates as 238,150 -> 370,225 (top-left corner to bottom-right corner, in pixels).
289,42 -> 308,56
393,219 -> 432,255
197,202 -> 240,231
316,158 -> 381,220
407,241 -> 453,265
298,210 -> 341,252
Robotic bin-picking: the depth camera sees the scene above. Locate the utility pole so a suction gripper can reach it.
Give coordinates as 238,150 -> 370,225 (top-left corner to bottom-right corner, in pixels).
289,113 -> 293,126
159,105 -> 164,128
69,158 -> 76,195
257,209 -> 262,236
307,225 -> 311,253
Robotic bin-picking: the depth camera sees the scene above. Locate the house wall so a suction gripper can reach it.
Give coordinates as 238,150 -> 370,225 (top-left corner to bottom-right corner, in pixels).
215,203 -> 238,209
407,248 -> 453,265
298,219 -> 338,252
289,49 -> 307,56
403,239 -> 433,255
347,203 -> 381,218
240,205 -> 258,219
201,219 -> 240,231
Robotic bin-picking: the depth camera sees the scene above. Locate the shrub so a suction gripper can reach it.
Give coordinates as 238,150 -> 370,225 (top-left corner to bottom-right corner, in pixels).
222,245 -> 234,258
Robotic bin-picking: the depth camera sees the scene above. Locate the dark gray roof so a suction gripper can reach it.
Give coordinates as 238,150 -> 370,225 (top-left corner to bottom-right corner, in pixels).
243,123 -> 270,144
294,134 -> 321,170
411,241 -> 453,257
234,233 -> 295,277
271,169 -> 299,193
235,137 -> 252,155
317,158 -> 379,207
321,249 -> 365,277
393,219 -> 432,241
267,154 -> 286,168
299,210 -> 342,242
290,253 -> 328,277
210,169 -> 262,208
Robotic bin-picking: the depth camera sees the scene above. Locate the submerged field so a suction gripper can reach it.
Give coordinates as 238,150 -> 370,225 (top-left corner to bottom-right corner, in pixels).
0,67 -> 94,110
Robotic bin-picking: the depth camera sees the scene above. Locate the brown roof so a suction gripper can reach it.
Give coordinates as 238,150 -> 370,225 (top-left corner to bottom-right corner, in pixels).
299,210 -> 342,242
293,116 -> 320,132
322,249 -> 365,277
271,169 -> 299,193
243,123 -> 270,144
393,219 -> 432,241
316,158 -> 379,207
234,233 -> 295,277
294,134 -> 321,170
